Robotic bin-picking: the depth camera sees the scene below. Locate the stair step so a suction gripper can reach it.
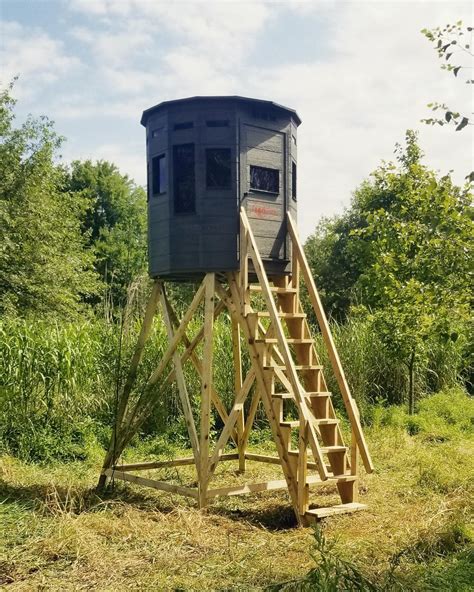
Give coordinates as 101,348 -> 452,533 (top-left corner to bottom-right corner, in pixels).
305,502 -> 367,520
316,418 -> 339,426
256,311 -> 306,319
280,420 -> 299,428
271,391 -> 332,400
250,285 -> 297,294
321,446 -> 348,453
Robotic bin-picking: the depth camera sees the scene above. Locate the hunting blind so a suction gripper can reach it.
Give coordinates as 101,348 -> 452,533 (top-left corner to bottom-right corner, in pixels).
99,96 -> 373,524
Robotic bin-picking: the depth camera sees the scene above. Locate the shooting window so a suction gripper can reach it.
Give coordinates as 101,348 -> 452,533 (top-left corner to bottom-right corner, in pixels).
249,165 -> 279,193
174,122 -> 193,131
206,148 -> 231,188
173,143 -> 195,214
206,120 -> 229,127
152,154 -> 167,195
292,161 -> 297,201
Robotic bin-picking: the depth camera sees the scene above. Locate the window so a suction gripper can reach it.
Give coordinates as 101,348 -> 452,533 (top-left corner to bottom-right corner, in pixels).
206,148 -> 231,188
251,108 -> 276,122
152,154 -> 167,195
206,120 -> 229,128
174,121 -> 193,131
292,161 -> 297,201
151,127 -> 163,138
250,165 -> 279,193
173,143 -> 195,213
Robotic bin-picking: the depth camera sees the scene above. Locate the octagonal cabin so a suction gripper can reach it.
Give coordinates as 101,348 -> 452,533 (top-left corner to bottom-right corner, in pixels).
141,96 -> 300,280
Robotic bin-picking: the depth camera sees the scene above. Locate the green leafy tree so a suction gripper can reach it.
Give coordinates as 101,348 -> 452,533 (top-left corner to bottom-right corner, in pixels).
421,21 -> 473,181
305,132 -> 472,411
351,132 -> 472,412
65,160 -> 148,308
0,85 -> 98,317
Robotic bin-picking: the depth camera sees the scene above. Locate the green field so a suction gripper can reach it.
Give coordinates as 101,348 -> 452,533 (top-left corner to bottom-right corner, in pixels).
1,391 -> 473,591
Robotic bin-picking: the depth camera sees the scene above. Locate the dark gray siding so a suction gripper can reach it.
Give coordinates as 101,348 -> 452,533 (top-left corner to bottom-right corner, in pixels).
144,97 -> 299,279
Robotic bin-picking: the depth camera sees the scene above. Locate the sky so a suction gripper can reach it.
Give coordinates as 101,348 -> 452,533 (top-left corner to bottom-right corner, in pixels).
1,0 -> 473,239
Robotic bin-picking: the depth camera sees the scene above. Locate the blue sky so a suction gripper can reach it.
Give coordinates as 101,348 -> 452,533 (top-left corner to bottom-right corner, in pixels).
1,0 -> 472,238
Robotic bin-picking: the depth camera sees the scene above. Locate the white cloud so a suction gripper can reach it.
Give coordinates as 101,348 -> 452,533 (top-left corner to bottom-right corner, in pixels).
54,1 -> 473,241
0,21 -> 81,97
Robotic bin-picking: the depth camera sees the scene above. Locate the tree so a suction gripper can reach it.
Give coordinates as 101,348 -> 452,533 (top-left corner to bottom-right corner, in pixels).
352,132 -> 472,412
305,131 -> 472,411
64,160 -> 148,308
421,21 -> 473,181
0,85 -> 99,318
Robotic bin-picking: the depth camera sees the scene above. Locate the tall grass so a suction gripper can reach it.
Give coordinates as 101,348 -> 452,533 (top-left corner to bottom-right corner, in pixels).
0,307 -> 469,462
312,316 -> 470,420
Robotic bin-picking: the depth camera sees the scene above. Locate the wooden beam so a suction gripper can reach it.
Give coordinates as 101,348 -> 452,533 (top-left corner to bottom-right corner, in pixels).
231,317 -> 246,472
287,213 -> 374,474
163,296 -> 238,445
199,273 -> 215,508
207,368 -> 255,477
105,469 -> 198,499
207,474 -> 333,499
113,453 -> 239,472
161,287 -> 201,468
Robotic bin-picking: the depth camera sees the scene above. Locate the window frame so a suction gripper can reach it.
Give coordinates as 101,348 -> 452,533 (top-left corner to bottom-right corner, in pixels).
205,147 -> 232,190
249,164 -> 280,195
173,143 -> 196,215
151,153 -> 167,196
291,160 -> 297,201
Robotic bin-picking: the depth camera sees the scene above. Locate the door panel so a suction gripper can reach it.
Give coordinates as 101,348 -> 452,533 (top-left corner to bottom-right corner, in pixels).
241,124 -> 286,260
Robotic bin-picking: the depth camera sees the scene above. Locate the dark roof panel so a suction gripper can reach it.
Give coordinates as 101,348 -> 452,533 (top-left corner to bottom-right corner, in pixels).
140,95 -> 302,127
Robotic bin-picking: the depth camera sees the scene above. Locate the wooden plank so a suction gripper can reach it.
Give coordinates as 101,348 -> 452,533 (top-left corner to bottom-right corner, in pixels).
164,297 -> 238,445
287,213 -> 374,474
298,420 -> 309,517
105,469 -> 199,499
207,473 -> 336,499
305,502 -> 367,519
208,368 -> 255,477
114,453 -> 239,472
199,273 -> 215,508
241,209 -> 329,482
145,280 -> 206,389
207,479 -> 290,498
161,287 -> 201,468
231,317 -> 246,472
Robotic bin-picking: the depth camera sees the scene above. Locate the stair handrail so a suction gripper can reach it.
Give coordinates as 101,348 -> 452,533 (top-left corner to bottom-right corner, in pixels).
287,213 -> 374,474
240,208 -> 329,481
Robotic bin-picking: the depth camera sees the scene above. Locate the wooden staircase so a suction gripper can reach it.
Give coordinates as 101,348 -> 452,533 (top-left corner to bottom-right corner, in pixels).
235,209 -> 373,524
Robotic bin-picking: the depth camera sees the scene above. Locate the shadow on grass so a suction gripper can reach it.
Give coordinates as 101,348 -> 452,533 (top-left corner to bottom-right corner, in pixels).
0,478 -> 182,516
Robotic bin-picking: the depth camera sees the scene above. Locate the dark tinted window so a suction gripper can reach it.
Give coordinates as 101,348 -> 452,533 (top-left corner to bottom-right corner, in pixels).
206,120 -> 229,127
173,143 -> 195,213
292,161 -> 297,201
250,165 -> 279,193
152,154 -> 167,195
174,122 -> 193,130
206,148 -> 231,188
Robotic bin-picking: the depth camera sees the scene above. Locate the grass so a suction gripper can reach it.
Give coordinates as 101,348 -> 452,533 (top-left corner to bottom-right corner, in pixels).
1,391 -> 473,591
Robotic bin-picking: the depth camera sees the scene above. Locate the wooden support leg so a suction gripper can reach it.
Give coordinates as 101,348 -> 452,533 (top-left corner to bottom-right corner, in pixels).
199,273 -> 215,509
298,420 -> 309,521
231,318 -> 246,473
